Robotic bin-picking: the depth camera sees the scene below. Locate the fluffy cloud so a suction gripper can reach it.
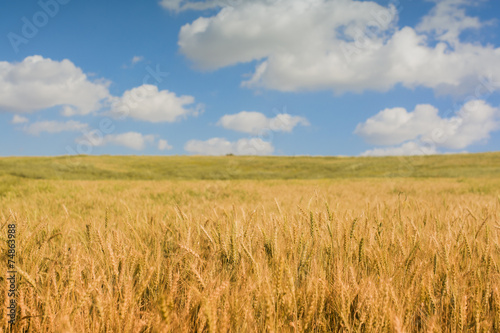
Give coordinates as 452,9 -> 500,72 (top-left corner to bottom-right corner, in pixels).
0,56 -> 110,115
11,115 -> 28,124
217,111 -> 309,134
109,84 -> 202,123
177,0 -> 500,95
356,100 -> 500,155
78,132 -> 156,151
184,137 -> 274,155
158,139 -> 173,151
355,104 -> 443,146
24,120 -> 89,136
416,0 -> 486,46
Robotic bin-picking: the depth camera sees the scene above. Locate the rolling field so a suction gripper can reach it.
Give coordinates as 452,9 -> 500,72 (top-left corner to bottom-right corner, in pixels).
1,153 -> 500,332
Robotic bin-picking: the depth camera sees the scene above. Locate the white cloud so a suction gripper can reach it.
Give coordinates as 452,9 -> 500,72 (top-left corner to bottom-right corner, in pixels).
217,111 -> 309,134
158,139 -> 173,151
131,56 -> 144,64
184,137 -> 274,155
177,0 -> 500,95
356,100 -> 500,156
79,132 -> 156,151
109,84 -> 202,123
24,120 -> 89,136
354,104 -> 443,146
11,115 -> 28,124
416,0 -> 486,47
0,56 -> 110,115
360,141 -> 438,157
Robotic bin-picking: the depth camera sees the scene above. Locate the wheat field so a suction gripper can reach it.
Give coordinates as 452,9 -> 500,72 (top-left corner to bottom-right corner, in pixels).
1,160 -> 500,331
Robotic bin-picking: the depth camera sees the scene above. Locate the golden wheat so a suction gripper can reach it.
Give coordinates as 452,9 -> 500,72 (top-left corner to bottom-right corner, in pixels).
0,178 -> 499,332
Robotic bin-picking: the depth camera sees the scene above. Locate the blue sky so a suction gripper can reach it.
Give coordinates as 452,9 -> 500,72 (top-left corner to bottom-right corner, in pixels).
1,0 -> 499,156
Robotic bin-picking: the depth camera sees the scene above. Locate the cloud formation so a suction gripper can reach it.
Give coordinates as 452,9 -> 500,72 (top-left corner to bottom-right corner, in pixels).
177,0 -> 500,95
11,115 -> 29,124
217,111 -> 309,135
158,139 -> 173,151
0,56 -> 110,115
184,137 -> 274,155
416,0 -> 486,47
78,132 -> 156,151
0,56 -> 202,126
356,100 -> 500,156
109,84 -> 202,123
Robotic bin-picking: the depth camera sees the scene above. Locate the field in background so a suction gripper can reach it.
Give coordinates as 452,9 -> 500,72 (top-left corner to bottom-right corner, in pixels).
1,154 -> 500,332
1,152 -> 499,181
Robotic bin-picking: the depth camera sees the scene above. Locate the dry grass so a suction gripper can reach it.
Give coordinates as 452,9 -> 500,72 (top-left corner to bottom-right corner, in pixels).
1,178 -> 499,332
